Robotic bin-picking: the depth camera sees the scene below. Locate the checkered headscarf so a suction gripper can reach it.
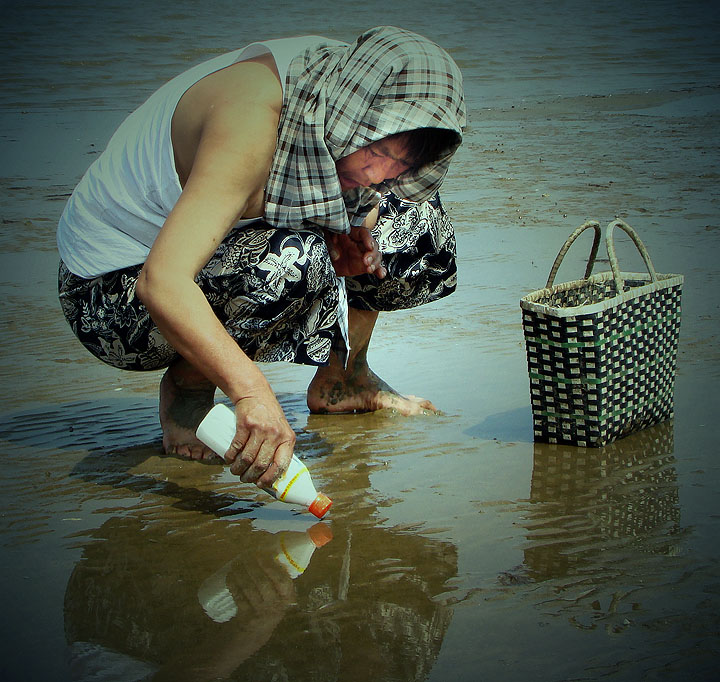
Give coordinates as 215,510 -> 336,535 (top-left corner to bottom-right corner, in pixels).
264,26 -> 466,234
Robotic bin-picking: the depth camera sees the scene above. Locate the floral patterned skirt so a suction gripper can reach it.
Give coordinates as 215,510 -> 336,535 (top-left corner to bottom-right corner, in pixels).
58,193 -> 457,371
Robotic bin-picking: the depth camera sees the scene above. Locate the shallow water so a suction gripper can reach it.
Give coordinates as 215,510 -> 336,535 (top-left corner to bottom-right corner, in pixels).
2,1 -> 720,680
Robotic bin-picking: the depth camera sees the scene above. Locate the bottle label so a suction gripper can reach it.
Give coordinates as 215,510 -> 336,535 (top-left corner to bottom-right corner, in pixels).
275,469 -> 303,501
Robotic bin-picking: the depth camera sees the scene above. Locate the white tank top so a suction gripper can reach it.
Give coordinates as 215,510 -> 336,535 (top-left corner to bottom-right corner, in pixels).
57,36 -> 337,278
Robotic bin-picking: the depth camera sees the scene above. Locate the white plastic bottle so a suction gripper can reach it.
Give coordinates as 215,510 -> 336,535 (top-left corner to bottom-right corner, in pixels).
196,403 -> 332,518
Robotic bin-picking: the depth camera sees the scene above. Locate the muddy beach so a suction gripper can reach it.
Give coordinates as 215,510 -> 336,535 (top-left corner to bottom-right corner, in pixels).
2,1 -> 720,680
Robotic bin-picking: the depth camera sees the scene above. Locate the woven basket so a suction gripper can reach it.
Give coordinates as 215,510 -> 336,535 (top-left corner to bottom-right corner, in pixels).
520,220 -> 683,447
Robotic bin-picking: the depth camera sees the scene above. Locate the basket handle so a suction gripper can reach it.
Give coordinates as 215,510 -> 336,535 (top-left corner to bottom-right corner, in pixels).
606,219 -> 658,289
545,220 -> 602,288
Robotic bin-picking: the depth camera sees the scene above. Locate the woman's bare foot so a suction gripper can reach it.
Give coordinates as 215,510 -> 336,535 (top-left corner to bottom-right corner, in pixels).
307,362 -> 438,415
307,306 -> 438,415
159,359 -> 218,460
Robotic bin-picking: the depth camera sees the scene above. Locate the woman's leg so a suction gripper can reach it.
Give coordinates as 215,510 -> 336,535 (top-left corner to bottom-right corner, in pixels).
159,358 -> 218,459
307,192 -> 456,415
58,261 -> 219,458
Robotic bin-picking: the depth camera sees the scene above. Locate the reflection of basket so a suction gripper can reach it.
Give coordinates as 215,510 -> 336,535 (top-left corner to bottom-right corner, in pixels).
520,220 -> 683,447
526,421 -> 680,580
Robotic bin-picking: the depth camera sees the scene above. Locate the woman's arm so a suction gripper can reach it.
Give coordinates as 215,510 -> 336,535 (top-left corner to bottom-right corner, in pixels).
136,60 -> 294,487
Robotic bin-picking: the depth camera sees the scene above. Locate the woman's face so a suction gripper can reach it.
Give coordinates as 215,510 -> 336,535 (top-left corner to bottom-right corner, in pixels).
335,136 -> 414,191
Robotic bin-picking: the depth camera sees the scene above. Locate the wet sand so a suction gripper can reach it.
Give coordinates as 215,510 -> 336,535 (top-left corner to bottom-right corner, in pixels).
2,2 -> 720,680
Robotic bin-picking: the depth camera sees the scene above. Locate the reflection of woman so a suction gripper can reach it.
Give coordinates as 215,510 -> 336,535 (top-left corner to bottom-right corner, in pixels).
57,26 -> 465,488
65,516 -> 300,681
64,502 -> 458,680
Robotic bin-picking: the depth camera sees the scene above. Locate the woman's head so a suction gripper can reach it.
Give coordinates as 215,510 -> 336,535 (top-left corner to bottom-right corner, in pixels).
335,128 -> 461,191
265,26 -> 466,233
324,27 -> 465,171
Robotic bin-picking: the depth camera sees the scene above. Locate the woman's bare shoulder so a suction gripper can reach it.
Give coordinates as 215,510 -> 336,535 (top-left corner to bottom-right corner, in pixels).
173,54 -> 282,186
184,53 -> 282,116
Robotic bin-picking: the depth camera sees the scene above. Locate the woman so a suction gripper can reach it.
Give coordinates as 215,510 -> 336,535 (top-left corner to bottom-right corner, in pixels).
57,26 -> 466,488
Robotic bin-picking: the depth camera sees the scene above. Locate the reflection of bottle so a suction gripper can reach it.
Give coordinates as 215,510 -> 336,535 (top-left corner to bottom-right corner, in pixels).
275,523 -> 333,579
196,404 -> 332,518
197,524 -> 333,623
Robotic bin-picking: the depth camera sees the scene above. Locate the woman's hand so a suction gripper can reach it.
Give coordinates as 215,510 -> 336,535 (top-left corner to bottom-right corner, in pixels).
325,206 -> 386,278
326,225 -> 387,278
224,387 -> 296,488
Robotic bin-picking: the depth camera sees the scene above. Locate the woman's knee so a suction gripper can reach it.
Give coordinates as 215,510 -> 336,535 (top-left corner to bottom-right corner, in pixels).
199,227 -> 340,363
203,226 -> 336,306
58,260 -> 176,371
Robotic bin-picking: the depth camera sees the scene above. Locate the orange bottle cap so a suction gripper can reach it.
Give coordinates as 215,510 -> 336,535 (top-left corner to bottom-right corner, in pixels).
308,492 -> 332,519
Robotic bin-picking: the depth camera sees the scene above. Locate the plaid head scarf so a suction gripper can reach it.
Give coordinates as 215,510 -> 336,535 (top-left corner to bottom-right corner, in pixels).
264,26 -> 466,234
